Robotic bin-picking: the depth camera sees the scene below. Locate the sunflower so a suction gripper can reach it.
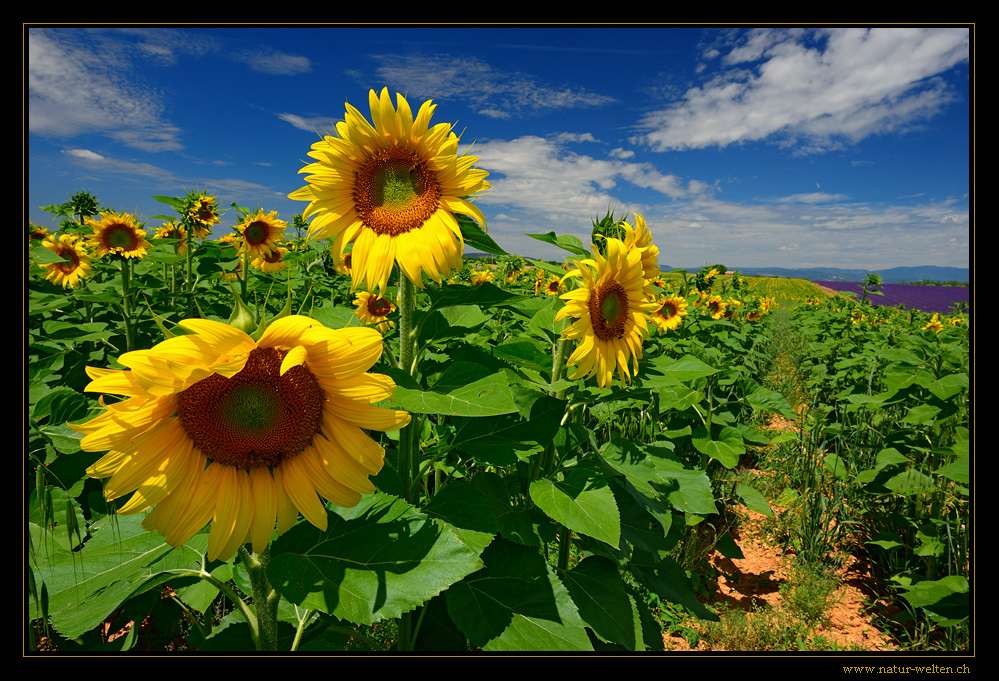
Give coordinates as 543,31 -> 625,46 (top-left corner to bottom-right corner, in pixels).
28,222 -> 49,241
354,291 -> 396,333
289,87 -> 490,297
188,195 -> 221,234
543,276 -> 564,296
86,212 -> 151,260
651,294 -> 688,333
237,210 -> 287,259
154,221 -> 189,254
555,236 -> 658,389
469,269 -> 494,285
922,313 -> 944,333
251,245 -> 290,273
38,233 -> 93,289
704,294 -> 728,320
72,316 -> 411,562
619,213 -> 660,285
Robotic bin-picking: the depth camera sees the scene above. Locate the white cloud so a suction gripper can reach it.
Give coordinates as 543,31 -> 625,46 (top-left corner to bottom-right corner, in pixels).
278,113 -> 337,133
636,27 -> 969,153
28,29 -> 185,151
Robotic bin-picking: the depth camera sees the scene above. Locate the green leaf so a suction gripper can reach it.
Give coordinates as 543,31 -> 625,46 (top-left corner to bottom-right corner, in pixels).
529,466 -> 620,548
692,425 -> 744,469
561,555 -> 643,650
525,231 -> 590,256
450,394 -> 564,465
458,214 -> 509,256
425,282 -> 524,315
386,366 -> 519,417
268,493 -> 484,626
735,482 -> 773,517
29,514 -> 207,641
445,538 -> 594,651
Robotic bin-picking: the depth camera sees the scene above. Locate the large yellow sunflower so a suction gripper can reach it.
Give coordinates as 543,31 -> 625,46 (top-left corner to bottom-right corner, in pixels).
289,87 -> 490,297
555,236 -> 658,389
86,212 -> 151,260
72,316 -> 410,562
237,210 -> 287,259
38,233 -> 93,289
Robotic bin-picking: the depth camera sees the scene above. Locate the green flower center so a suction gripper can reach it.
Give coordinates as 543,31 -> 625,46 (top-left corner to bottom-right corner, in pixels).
354,146 -> 441,236
105,223 -> 138,250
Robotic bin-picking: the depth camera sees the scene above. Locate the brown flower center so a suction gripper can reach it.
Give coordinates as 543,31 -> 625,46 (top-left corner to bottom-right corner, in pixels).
588,280 -> 629,340
367,295 -> 393,317
353,146 -> 441,236
176,347 -> 324,469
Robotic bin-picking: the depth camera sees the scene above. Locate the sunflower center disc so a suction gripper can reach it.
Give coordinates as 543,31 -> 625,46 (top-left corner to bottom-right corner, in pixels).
244,220 -> 269,246
106,224 -> 138,250
368,296 -> 393,317
354,146 -> 441,236
590,281 -> 629,340
176,347 -> 324,469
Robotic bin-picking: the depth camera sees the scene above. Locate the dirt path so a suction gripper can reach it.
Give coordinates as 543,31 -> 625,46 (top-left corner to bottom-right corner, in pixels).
663,413 -> 897,652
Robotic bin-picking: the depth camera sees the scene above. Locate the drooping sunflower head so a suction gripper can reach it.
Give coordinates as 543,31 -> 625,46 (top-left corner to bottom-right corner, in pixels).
555,237 -> 658,388
187,193 -> 222,232
73,316 -> 411,562
237,210 -> 288,259
39,233 -> 93,289
290,87 -> 490,297
86,211 -> 151,260
651,294 -> 688,333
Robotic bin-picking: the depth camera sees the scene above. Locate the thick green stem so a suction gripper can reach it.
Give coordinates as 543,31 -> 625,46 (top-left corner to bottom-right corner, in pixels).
240,545 -> 280,651
120,258 -> 135,352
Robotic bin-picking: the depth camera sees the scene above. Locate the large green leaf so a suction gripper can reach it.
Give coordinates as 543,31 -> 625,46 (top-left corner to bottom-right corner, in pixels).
560,555 -> 643,650
692,425 -> 745,469
385,365 -> 519,417
450,395 -> 565,465
445,538 -> 593,651
529,465 -> 620,548
29,513 -> 208,641
267,493 -> 484,626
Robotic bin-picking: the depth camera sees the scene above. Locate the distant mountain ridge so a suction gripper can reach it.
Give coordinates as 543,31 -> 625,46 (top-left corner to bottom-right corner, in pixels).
674,265 -> 970,285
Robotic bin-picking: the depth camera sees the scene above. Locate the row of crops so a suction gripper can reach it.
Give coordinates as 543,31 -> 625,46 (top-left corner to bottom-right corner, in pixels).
26,196 -> 970,652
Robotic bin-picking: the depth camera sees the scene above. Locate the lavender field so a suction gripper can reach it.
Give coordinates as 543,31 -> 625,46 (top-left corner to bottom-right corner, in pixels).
814,281 -> 970,314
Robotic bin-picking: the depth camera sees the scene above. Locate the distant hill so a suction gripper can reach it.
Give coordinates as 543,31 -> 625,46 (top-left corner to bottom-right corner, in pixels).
670,265 -> 969,285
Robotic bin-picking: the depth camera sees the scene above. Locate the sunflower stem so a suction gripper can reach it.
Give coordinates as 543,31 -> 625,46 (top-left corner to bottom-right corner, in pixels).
240,545 -> 280,651
120,257 -> 135,352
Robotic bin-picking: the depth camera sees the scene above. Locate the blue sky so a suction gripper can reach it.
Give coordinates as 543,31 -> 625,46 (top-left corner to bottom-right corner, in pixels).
27,25 -> 972,270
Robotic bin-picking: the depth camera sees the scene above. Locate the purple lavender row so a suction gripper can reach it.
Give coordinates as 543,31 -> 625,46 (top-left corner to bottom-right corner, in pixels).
813,281 -> 970,314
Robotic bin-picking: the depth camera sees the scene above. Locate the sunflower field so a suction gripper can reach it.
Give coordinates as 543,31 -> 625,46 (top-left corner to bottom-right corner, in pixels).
26,89 -> 971,654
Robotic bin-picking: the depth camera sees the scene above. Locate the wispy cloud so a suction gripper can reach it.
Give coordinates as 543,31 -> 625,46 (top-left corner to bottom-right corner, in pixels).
635,27 -> 969,153
28,29 -> 190,151
370,53 -> 617,117
233,47 -> 312,75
